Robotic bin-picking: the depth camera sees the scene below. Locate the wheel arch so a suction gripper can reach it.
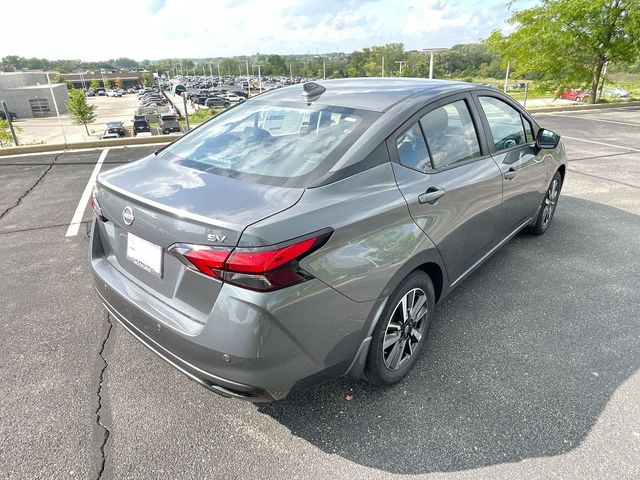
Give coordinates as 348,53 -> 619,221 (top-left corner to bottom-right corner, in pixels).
344,248 -> 448,380
557,164 -> 566,184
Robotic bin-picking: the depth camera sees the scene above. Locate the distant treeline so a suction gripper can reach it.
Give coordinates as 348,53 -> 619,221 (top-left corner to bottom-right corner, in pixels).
0,44 -> 503,79
3,43 -> 639,80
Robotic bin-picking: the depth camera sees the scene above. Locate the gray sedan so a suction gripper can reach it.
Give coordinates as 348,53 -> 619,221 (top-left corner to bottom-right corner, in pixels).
90,78 -> 566,401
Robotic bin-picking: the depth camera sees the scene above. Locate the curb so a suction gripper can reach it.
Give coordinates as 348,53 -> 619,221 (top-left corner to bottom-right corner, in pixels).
527,100 -> 640,113
0,134 -> 180,157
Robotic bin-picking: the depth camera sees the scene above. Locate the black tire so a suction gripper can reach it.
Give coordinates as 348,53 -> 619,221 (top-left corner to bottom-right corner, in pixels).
364,271 -> 435,386
526,170 -> 563,235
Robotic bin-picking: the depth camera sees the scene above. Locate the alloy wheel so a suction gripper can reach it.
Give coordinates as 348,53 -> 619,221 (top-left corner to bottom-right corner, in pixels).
541,178 -> 560,228
382,288 -> 428,370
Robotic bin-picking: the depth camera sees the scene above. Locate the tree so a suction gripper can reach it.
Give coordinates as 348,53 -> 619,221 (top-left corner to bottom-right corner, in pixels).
67,89 -> 97,136
487,0 -> 640,103
0,119 -> 20,147
114,77 -> 123,89
141,72 -> 152,87
103,78 -> 112,89
90,79 -> 100,91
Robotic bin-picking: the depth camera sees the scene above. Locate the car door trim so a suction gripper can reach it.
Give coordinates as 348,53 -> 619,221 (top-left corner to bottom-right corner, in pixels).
450,217 -> 532,288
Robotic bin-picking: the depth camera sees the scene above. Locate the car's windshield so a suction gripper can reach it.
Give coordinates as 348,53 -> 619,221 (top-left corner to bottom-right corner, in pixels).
159,100 -> 377,185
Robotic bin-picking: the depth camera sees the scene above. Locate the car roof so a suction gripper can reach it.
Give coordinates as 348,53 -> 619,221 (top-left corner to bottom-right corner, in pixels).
255,78 -> 473,112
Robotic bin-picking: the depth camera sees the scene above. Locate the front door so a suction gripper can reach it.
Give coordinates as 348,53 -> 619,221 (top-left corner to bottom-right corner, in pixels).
390,95 -> 503,284
474,94 -> 549,234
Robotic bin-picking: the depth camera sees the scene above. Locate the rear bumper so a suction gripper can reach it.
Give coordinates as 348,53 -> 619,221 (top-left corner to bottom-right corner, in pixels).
90,220 -> 374,401
96,287 -> 275,401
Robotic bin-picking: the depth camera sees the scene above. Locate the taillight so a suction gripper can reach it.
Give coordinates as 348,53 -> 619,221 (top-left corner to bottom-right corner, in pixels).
90,188 -> 107,221
169,230 -> 332,292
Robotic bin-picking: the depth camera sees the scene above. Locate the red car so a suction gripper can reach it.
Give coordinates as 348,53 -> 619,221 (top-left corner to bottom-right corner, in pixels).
561,89 -> 589,102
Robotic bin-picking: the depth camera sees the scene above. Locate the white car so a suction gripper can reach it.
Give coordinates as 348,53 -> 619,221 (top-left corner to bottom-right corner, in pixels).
606,87 -> 629,98
106,89 -> 122,97
100,131 -> 120,140
222,93 -> 245,103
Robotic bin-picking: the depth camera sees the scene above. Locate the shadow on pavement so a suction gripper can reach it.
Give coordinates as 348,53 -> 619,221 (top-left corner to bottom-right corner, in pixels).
257,196 -> 640,474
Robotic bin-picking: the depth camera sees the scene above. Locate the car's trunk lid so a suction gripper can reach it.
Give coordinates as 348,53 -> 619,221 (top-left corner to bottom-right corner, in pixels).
93,154 -> 303,313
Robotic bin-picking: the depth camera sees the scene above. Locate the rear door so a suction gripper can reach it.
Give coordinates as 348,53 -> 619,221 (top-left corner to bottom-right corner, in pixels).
472,92 -> 548,234
389,93 -> 503,284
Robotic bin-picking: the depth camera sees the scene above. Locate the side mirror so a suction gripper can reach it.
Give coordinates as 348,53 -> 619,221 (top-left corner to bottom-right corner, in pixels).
536,128 -> 560,149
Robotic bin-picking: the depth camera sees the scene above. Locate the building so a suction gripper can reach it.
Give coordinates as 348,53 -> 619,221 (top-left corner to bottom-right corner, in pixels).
0,72 -> 68,118
61,71 -> 149,89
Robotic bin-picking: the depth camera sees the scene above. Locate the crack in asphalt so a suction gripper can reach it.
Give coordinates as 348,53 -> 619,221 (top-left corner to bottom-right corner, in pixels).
0,220 -> 90,236
0,152 -> 62,222
95,313 -> 113,480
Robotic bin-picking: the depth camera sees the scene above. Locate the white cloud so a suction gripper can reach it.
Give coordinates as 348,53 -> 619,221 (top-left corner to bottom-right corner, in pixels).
1,0 -> 516,60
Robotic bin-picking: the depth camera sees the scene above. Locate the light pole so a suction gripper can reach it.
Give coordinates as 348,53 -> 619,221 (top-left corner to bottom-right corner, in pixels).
217,62 -> 222,90
504,59 -> 511,93
246,59 -> 250,97
46,72 -> 67,145
381,56 -> 385,77
421,48 -> 448,79
252,64 -> 264,94
395,61 -> 406,76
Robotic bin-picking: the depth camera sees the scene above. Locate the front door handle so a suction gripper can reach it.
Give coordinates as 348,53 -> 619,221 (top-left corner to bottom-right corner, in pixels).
418,187 -> 446,205
504,169 -> 517,180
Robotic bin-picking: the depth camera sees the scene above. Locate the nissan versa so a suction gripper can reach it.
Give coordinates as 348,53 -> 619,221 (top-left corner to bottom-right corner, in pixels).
90,78 -> 566,401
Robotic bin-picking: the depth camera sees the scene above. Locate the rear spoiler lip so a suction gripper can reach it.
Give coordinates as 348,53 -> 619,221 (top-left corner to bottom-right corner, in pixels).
96,177 -> 240,230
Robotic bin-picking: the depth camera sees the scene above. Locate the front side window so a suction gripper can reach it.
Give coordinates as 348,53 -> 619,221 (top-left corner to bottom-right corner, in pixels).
479,96 -> 527,152
159,101 -> 375,184
419,100 -> 481,169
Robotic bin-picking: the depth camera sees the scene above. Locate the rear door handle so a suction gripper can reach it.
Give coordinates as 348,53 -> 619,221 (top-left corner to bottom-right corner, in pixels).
418,188 -> 446,204
504,169 -> 517,180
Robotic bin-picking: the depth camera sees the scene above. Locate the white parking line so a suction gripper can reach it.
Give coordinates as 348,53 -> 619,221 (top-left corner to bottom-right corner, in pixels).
546,113 -> 640,127
65,148 -> 109,237
562,136 -> 640,153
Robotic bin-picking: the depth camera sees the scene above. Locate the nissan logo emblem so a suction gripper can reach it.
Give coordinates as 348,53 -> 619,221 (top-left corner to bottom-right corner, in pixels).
122,206 -> 135,226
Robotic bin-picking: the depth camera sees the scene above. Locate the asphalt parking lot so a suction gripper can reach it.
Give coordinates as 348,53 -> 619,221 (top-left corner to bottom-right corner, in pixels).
1,106 -> 639,479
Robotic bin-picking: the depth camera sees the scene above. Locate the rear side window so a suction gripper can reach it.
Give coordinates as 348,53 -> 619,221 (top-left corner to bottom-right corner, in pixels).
396,123 -> 431,171
420,100 -> 481,169
478,96 -> 528,151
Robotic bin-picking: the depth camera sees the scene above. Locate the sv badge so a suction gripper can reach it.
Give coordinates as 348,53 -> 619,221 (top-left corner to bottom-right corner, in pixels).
207,234 -> 227,243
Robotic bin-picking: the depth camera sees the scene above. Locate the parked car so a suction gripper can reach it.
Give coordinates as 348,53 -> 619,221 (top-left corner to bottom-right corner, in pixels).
605,87 -> 629,98
132,116 -> 151,136
86,89 -> 96,97
204,97 -> 230,108
90,79 -> 567,401
221,93 -> 245,103
159,113 -> 181,134
0,110 -> 17,121
561,89 -> 589,102
96,88 -> 106,96
100,131 -> 120,140
106,121 -> 126,137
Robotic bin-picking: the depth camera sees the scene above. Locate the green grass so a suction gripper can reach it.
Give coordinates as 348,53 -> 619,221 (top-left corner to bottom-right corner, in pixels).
180,108 -> 220,125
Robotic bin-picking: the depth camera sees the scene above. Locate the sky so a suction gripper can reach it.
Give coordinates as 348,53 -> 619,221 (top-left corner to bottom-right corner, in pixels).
1,0 -> 535,61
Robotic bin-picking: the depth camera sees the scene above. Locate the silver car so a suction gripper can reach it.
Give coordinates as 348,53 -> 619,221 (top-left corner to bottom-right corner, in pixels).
90,79 -> 566,401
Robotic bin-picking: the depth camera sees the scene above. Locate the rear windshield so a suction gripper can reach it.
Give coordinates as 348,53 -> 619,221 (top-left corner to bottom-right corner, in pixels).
159,100 -> 378,186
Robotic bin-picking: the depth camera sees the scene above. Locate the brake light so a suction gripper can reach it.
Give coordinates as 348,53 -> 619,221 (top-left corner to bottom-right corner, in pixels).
169,230 -> 332,292
90,188 -> 106,221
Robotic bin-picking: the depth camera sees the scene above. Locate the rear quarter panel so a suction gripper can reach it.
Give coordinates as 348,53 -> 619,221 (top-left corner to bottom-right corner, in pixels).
242,162 -> 446,304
